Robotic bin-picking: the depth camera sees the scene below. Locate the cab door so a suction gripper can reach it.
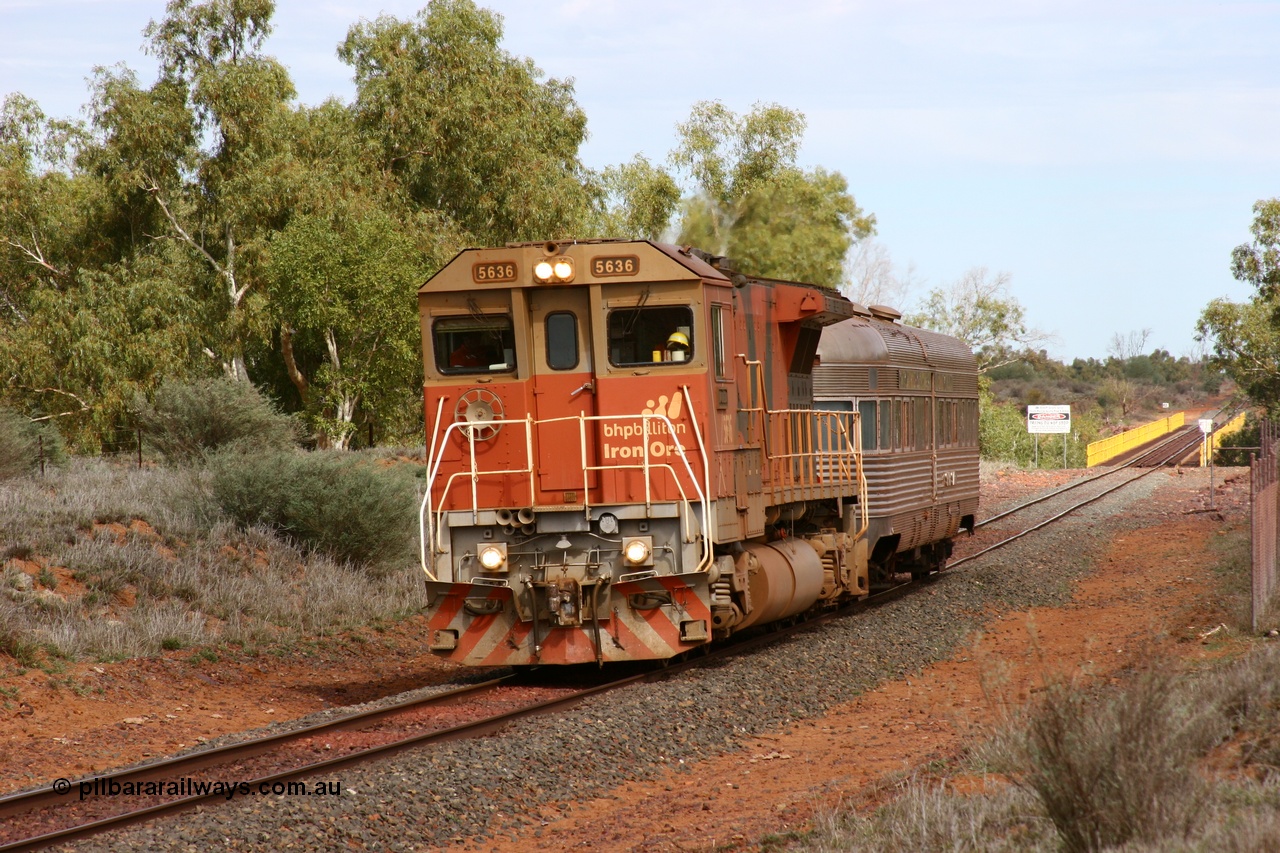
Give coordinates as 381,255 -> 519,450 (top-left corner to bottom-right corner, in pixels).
528,289 -> 598,500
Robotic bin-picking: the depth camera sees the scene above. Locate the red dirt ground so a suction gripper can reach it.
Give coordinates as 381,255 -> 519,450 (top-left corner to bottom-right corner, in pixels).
0,466 -> 1253,853
479,467 -> 1253,852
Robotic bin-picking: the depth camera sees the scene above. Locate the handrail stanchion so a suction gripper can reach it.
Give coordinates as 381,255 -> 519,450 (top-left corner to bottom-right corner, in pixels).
420,395 -> 449,579
641,415 -> 652,512
680,385 -> 713,572
580,412 -> 591,518
525,416 -> 535,506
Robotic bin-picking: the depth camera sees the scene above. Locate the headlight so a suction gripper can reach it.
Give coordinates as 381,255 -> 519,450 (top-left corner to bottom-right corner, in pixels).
478,544 -> 507,571
622,537 -> 651,565
534,256 -> 574,283
597,513 -> 619,535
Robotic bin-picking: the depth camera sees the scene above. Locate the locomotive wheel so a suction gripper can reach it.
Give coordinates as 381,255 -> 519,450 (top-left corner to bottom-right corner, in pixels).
454,388 -> 504,441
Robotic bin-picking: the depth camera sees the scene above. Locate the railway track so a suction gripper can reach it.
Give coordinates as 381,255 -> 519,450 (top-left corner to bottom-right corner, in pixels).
0,673 -> 605,851
0,414 -> 1227,851
0,579 -> 928,852
951,420 -> 1216,569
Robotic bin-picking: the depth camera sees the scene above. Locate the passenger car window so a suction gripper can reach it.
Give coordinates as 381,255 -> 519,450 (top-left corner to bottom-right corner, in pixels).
607,305 -> 693,367
433,316 -> 517,375
858,400 -> 877,451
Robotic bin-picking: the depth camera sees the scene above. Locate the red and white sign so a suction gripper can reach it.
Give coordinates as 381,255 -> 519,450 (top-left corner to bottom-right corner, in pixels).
1027,404 -> 1071,434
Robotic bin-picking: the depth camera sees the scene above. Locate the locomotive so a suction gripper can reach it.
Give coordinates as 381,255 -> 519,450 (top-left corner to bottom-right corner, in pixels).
417,239 -> 979,666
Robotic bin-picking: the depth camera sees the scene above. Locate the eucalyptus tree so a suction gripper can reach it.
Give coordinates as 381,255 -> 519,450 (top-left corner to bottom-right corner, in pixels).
671,100 -> 874,289
339,0 -> 595,245
266,209 -> 434,449
126,0 -> 298,381
1197,198 -> 1280,414
590,155 -> 681,241
0,95 -> 83,328
0,94 -> 205,446
906,268 -> 1049,374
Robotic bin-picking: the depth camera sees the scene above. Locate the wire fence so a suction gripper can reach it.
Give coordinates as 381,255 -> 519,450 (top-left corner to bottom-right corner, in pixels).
1251,420 -> 1280,632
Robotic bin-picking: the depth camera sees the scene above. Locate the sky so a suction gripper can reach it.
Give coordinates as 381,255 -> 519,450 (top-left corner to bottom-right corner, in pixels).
3,0 -> 1278,361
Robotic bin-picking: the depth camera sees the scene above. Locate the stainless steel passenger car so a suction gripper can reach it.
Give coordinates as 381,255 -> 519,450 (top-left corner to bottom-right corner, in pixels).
814,305 -> 980,581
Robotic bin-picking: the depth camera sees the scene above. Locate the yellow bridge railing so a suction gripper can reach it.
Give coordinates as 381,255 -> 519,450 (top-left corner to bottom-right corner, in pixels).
1200,412 -> 1248,466
1086,412 -> 1186,467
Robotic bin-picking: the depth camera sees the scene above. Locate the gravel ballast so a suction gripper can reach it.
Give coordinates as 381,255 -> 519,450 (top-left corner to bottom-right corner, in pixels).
68,472 -> 1182,851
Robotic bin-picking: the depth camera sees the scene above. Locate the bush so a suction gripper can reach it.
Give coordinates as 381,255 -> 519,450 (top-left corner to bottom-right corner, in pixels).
1214,413 -> 1262,466
208,449 -> 418,570
134,377 -> 298,463
993,668 -> 1222,852
1209,642 -> 1280,775
0,406 -> 64,480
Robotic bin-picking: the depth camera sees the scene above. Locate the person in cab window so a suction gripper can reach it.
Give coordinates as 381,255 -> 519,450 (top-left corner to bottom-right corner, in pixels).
450,335 -> 487,368
665,331 -> 690,363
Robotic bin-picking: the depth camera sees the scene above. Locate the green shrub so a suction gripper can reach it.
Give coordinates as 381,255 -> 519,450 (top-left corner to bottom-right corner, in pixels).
0,407 -> 65,479
208,449 -> 418,570
1214,413 -> 1262,467
134,377 -> 298,463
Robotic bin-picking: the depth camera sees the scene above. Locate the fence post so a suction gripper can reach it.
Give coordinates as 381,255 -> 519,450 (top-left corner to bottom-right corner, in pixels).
136,428 -> 142,469
1250,422 -> 1280,632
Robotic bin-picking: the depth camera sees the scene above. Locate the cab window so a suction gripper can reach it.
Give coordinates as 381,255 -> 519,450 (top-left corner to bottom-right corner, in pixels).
433,315 -> 516,375
545,312 -> 578,370
607,305 -> 693,366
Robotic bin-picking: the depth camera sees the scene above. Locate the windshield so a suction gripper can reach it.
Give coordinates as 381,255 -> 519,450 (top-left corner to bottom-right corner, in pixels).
433,315 -> 517,375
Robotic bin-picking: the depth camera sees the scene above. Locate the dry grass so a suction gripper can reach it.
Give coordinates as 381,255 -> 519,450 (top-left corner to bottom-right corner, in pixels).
796,506 -> 1280,853
0,456 -> 425,665
995,667 -> 1220,852
800,645 -> 1280,853
804,782 -> 1053,852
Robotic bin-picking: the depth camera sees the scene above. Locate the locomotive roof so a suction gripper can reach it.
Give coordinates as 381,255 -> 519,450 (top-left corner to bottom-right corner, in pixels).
817,316 -> 977,373
420,239 -> 730,291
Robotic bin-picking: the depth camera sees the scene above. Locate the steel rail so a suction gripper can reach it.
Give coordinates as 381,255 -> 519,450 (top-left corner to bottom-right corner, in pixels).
0,673 -> 540,851
976,423 -> 1209,530
0,576 -> 927,853
952,427 -> 1203,570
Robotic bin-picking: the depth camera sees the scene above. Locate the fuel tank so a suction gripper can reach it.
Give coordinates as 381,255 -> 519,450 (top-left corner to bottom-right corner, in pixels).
736,539 -> 824,629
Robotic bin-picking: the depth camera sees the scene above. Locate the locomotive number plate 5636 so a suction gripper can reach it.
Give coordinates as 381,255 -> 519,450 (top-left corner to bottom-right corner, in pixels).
472,261 -> 518,283
591,256 -> 639,277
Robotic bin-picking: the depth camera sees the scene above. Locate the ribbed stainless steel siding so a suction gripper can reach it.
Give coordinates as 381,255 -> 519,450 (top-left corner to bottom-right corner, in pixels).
815,314 -> 981,556
861,452 -> 935,517
813,365 -> 874,396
